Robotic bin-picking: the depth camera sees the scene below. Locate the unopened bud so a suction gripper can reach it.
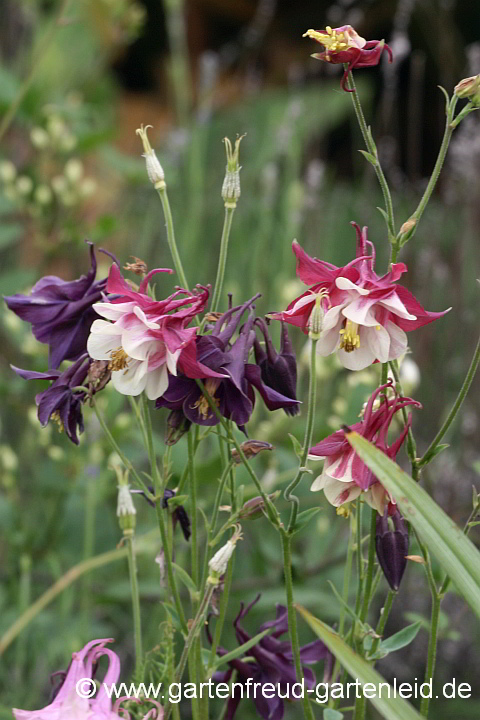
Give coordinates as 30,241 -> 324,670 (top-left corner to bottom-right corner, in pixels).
208,525 -> 242,582
221,134 -> 245,207
231,440 -> 274,463
399,218 -> 417,236
454,74 -> 480,104
308,294 -> 327,340
136,125 -> 165,189
115,467 -> 136,533
375,508 -> 408,590
238,491 -> 280,520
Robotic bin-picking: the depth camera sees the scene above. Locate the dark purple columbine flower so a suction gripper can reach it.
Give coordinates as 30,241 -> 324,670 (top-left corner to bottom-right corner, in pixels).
207,595 -> 330,720
4,242 -> 115,369
12,354 -> 90,445
156,297 -> 300,432
376,508 -> 409,590
254,319 -> 299,416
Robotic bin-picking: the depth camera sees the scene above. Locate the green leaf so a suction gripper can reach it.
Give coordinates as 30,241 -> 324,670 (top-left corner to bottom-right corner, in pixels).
288,433 -> 303,460
359,150 -> 378,166
167,494 -> 188,509
171,563 -> 198,598
324,710 -> 344,720
420,443 -> 449,465
297,606 -> 424,720
345,432 -> 480,618
292,508 -> 321,535
369,621 -> 422,659
210,628 -> 271,671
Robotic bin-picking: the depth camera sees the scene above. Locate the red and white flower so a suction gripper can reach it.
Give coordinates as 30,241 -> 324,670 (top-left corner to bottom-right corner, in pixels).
309,381 -> 421,513
270,223 -> 450,371
87,265 -> 223,400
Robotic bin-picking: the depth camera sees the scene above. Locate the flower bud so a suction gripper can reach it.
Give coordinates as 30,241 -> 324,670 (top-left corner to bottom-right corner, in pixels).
165,409 -> 192,446
117,483 -> 137,533
208,525 -> 242,582
221,135 -> 245,208
136,124 -> 165,189
454,74 -> 480,103
308,292 -> 328,341
237,491 -> 280,520
231,440 -> 274,464
375,508 -> 408,590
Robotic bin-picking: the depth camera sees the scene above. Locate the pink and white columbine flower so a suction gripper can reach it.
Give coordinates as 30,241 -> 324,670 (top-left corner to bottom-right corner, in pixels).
13,638 -> 162,719
270,223 -> 450,371
87,265 -> 224,399
309,381 -> 421,513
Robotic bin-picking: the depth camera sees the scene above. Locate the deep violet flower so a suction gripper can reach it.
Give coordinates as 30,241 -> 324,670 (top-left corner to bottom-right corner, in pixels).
5,242 -> 115,369
303,25 -> 393,91
87,264 -> 223,400
12,354 -> 91,445
207,595 -> 330,720
156,297 -> 300,431
12,638 -> 163,719
270,223 -> 450,370
253,319 -> 299,416
309,381 -> 422,513
376,507 -> 409,590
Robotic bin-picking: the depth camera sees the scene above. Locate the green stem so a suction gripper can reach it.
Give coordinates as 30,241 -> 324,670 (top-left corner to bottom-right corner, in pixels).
281,532 -> 316,720
211,207 -> 235,313
420,334 -> 480,468
354,502 -> 364,618
370,590 -> 396,657
360,508 -> 377,624
346,70 -> 395,241
157,186 -> 190,291
0,0 -> 70,143
209,548 -> 235,667
420,593 -> 441,717
188,431 -> 199,593
126,535 -> 143,676
285,338 -> 318,532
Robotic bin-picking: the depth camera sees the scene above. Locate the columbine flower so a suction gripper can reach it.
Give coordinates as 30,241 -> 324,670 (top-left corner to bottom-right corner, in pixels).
156,297 -> 300,431
12,638 -> 162,719
4,242 -> 115,369
12,354 -> 91,445
303,25 -> 393,91
87,264 -> 222,400
208,595 -> 330,720
253,319 -> 299,415
271,223 -> 450,371
309,381 -> 421,513
376,507 -> 409,590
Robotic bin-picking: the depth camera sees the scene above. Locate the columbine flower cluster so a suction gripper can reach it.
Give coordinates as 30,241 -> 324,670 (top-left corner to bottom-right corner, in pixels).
271,222 -> 449,370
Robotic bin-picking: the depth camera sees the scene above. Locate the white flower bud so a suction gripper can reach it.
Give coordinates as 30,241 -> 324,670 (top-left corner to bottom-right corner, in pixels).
117,482 -> 137,532
136,125 -> 165,189
208,525 -> 242,581
221,135 -> 245,207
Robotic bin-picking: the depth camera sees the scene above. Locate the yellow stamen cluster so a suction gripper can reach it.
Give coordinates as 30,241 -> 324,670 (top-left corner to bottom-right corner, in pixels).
339,320 -> 361,352
192,379 -> 220,420
109,347 -> 129,372
303,27 -> 348,59
50,410 -> 64,433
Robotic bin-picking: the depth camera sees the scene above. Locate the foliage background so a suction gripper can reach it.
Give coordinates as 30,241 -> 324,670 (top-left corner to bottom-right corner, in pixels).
0,0 -> 479,717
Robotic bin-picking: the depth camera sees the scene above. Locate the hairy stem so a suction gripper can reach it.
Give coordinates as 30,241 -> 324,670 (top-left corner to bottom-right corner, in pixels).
211,207 -> 235,312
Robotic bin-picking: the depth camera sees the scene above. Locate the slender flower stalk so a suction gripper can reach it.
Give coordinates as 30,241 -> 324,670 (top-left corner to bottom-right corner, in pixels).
127,535 -> 143,676
211,207 -> 235,313
188,431 -> 199,592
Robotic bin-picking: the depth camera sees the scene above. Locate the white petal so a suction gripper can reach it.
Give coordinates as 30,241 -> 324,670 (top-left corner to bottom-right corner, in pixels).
364,324 -> 390,363
386,320 -> 408,360
307,453 -> 326,462
337,341 -> 376,370
316,326 -> 341,356
145,364 -> 169,400
324,454 -> 354,483
111,360 -> 147,396
342,298 -> 378,326
335,277 -> 370,295
166,348 -> 181,376
364,483 -> 388,514
323,476 -> 362,506
310,472 -> 327,491
322,303 -> 346,332
89,318 -> 121,335
379,293 -> 416,320
87,326 -> 122,360
122,327 -> 157,361
133,305 -> 160,329
92,301 -> 136,321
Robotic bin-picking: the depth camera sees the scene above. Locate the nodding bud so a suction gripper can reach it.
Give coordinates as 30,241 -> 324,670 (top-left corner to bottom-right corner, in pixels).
254,319 -> 299,416
375,508 -> 409,590
221,134 -> 245,207
237,491 -> 280,520
454,74 -> 480,103
231,440 -> 274,464
136,125 -> 165,189
116,470 -> 137,533
308,294 -> 326,340
208,525 -> 243,581
165,409 -> 192,446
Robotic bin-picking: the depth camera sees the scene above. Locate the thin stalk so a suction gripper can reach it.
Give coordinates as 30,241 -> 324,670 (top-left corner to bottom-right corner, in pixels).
208,549 -> 235,667
285,338 -> 318,531
0,0 -> 70,143
370,590 -> 396,656
420,593 -> 441,717
157,186 -> 190,291
211,207 -> 235,312
420,334 -> 480,468
188,431 -> 199,592
345,70 -> 395,241
389,360 -> 419,479
354,502 -> 364,617
126,535 -> 143,675
281,532 -> 316,720
360,508 -> 378,624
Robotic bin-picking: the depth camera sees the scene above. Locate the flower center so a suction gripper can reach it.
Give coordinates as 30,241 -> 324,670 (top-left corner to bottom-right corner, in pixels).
339,320 -> 361,352
109,347 -> 129,372
50,410 -> 64,433
303,27 -> 348,57
192,379 -> 221,420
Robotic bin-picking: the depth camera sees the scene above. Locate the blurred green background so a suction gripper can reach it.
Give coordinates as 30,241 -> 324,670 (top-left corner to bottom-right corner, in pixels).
1,0 -> 480,717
